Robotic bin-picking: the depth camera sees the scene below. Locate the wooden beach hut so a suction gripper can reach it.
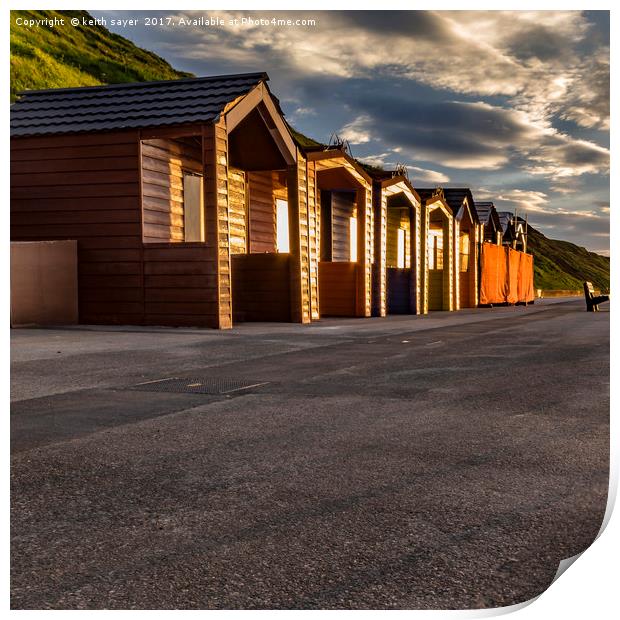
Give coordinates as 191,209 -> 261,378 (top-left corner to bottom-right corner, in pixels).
10,73 -> 314,328
369,171 -> 422,316
417,189 -> 454,312
303,148 -> 374,318
498,212 -> 528,253
440,189 -> 480,310
474,201 -> 502,245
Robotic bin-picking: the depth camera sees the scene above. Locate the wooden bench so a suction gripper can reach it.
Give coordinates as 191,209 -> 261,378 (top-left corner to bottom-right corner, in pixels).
583,281 -> 609,312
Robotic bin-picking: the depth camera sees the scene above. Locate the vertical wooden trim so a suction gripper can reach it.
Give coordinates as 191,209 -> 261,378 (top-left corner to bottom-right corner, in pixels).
355,187 -> 372,317
286,160 -> 310,323
445,217 -> 454,311
371,182 -> 387,317
365,185 -> 373,317
421,204 -> 429,314
410,204 -> 418,314
138,137 -> 146,324
203,122 -> 232,329
244,170 -> 250,251
308,159 -> 320,319
453,219 -> 460,311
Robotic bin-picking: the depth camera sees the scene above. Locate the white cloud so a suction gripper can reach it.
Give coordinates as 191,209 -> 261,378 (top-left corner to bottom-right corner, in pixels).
293,106 -> 316,117
408,166 -> 450,184
338,114 -> 373,144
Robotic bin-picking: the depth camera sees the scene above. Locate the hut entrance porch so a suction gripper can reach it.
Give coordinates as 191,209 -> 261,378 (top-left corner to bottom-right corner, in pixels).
427,208 -> 451,311
457,212 -> 477,309
385,193 -> 416,315
227,104 -> 297,323
316,167 -> 367,317
229,170 -> 292,322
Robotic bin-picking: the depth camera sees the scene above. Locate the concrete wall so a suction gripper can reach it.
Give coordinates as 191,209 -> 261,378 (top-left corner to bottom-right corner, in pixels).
11,241 -> 78,326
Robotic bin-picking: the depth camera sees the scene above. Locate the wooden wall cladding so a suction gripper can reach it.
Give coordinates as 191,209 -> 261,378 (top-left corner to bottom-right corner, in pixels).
228,168 -> 247,254
428,270 -> 444,311
11,131 -> 144,324
248,171 -> 277,253
231,253 -> 291,322
387,268 -> 412,314
330,191 -> 357,262
386,208 -> 411,268
141,136 -> 202,243
318,261 -> 358,317
143,243 -> 217,326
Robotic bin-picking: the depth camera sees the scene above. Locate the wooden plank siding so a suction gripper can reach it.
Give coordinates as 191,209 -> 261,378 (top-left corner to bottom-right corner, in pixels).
318,262 -> 357,317
228,168 -> 247,254
10,130 -> 144,325
231,253 -> 291,322
143,243 -> 218,326
330,191 -> 357,262
141,136 -> 202,243
248,171 -> 277,252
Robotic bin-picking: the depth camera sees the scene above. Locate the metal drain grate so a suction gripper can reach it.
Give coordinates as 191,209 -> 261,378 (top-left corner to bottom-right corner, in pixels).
129,377 -> 269,395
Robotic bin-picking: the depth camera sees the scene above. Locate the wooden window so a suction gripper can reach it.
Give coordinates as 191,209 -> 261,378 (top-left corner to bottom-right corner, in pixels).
460,232 -> 470,272
349,216 -> 358,262
276,198 -> 290,253
183,174 -> 204,242
397,228 -> 406,269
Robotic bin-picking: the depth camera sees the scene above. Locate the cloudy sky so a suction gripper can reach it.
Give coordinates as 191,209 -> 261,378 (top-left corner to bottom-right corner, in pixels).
95,10 -> 610,254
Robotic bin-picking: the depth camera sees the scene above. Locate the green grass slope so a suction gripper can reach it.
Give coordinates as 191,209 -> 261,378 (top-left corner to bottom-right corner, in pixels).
527,225 -> 610,292
10,9 -> 191,99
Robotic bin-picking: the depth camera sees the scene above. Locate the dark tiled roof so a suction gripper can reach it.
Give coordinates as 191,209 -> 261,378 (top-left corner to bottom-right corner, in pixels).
10,73 -> 269,137
416,188 -> 443,204
366,169 -> 395,181
474,201 -> 495,225
417,187 -> 480,223
496,211 -> 514,233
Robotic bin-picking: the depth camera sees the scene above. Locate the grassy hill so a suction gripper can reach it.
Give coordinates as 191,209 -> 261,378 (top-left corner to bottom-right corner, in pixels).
10,9 -> 191,99
10,10 -> 610,293
527,225 -> 610,292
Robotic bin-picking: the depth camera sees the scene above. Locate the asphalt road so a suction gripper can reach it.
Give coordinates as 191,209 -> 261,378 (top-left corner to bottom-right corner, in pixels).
10,299 -> 609,609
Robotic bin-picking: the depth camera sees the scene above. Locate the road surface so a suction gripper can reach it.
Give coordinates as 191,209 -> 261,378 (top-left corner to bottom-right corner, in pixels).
10,299 -> 609,609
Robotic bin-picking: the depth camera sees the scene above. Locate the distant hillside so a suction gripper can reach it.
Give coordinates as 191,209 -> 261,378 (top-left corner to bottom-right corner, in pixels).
527,225 -> 610,292
10,9 -> 191,99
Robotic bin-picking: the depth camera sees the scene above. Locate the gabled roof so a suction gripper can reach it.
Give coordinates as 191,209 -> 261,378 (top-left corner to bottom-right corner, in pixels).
10,72 -> 270,137
474,201 -> 495,225
416,187 -> 475,215
496,211 -> 514,233
416,188 -> 445,205
442,188 -> 478,223
366,170 -> 421,206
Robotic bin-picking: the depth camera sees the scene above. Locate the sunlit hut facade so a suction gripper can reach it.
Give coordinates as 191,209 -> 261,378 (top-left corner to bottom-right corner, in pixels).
10,73 -> 315,328
301,147 -> 374,318
368,170 -> 423,316
439,189 -> 480,310
416,189 -> 454,312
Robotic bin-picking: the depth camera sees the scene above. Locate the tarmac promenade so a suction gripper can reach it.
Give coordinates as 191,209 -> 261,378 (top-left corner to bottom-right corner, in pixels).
10,298 -> 609,609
